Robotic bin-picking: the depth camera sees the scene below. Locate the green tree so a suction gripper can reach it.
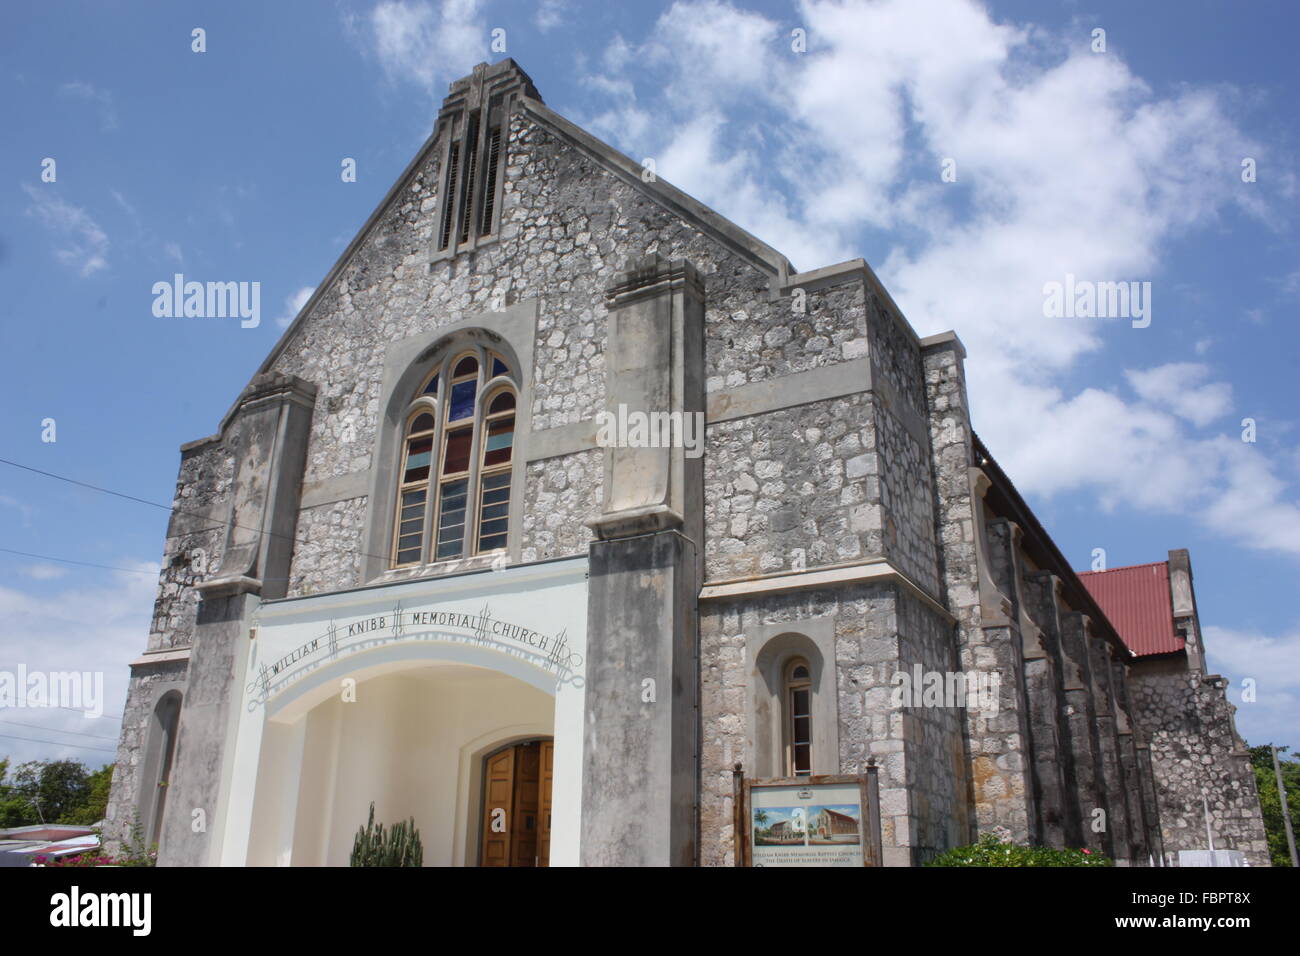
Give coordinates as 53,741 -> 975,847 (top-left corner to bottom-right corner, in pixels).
1249,743 -> 1299,868
11,759 -> 91,824
0,756 -> 41,827
68,764 -> 113,825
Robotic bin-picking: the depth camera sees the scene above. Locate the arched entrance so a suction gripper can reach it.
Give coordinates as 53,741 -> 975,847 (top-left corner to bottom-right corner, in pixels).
479,737 -> 553,867
219,555 -> 589,867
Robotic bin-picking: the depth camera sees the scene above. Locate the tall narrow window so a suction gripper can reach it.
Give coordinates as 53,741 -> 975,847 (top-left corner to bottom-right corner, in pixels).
390,346 -> 517,568
435,355 -> 477,560
785,659 -> 813,777
476,390 -> 515,552
394,411 -> 436,566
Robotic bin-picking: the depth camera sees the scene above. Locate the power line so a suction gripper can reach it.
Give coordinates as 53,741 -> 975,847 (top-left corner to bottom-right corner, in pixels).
0,547 -> 158,577
52,705 -> 123,722
0,732 -> 118,755
0,718 -> 121,742
0,455 -> 400,572
0,457 -> 181,515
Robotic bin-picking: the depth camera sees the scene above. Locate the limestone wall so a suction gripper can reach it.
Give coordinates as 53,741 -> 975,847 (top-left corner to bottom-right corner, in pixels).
704,394 -> 876,580
1129,663 -> 1270,865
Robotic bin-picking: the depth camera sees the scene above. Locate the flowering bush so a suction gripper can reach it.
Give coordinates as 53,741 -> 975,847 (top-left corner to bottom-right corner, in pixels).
33,815 -> 157,867
925,832 -> 1113,867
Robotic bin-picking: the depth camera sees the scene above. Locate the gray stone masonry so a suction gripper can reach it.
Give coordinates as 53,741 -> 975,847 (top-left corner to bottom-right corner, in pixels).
1020,571 -> 1080,847
102,659 -> 186,852
698,582 -> 968,868
923,338 -> 1035,844
1112,655 -> 1151,864
1086,632 -> 1134,862
1129,660 -> 1270,865
1059,612 -> 1114,855
107,60 -> 1264,868
581,254 -> 703,866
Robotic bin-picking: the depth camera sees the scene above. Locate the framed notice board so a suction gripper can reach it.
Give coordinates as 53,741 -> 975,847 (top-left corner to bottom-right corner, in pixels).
734,766 -> 882,867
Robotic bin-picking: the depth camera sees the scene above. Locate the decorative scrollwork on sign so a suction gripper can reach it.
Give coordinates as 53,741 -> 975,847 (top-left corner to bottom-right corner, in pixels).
242,604 -> 584,707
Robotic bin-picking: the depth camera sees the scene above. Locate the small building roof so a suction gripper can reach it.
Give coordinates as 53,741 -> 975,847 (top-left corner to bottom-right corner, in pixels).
1079,561 -> 1183,657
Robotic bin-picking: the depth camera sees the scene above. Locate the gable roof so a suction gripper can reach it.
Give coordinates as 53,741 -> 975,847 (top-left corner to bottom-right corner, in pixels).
192,59 -> 930,454
1078,561 -> 1183,657
254,59 -> 793,383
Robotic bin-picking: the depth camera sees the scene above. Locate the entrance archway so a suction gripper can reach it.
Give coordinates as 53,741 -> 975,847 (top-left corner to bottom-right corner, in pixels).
246,661 -> 556,865
479,737 -> 553,867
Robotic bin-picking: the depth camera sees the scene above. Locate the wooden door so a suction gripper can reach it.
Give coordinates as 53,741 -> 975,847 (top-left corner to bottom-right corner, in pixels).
479,739 -> 553,867
479,746 -> 515,867
538,741 -> 554,867
511,741 -> 540,866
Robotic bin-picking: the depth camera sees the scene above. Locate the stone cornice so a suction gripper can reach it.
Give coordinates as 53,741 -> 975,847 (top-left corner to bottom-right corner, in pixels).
699,555 -> 953,622
603,255 -> 705,308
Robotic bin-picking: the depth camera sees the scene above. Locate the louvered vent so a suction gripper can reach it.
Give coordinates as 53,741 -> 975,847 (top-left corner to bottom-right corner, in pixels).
480,126 -> 502,236
457,111 -> 481,246
438,141 -> 460,251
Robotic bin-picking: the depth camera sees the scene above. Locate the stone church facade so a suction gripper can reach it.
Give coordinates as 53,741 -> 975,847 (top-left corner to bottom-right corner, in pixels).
105,59 -> 1268,867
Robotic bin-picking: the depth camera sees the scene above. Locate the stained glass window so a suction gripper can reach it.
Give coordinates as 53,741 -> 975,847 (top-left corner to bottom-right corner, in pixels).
391,348 -> 518,567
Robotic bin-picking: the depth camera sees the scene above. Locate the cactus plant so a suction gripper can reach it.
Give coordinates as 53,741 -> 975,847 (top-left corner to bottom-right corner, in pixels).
349,802 -> 424,867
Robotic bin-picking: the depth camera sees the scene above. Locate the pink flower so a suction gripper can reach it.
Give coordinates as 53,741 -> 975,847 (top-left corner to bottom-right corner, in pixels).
1082,849 -> 1091,855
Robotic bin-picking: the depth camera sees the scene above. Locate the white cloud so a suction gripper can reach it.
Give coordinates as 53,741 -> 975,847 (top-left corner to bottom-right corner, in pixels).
21,564 -> 66,581
277,286 -> 316,328
0,561 -> 158,765
360,0 -> 487,93
21,183 -> 109,276
0,494 -> 34,526
534,0 -> 570,33
1125,362 -> 1233,427
60,81 -> 117,131
1206,623 -> 1300,749
580,0 -> 1300,557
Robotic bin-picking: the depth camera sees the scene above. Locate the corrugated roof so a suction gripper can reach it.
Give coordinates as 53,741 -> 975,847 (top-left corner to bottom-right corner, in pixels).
1078,561 -> 1183,657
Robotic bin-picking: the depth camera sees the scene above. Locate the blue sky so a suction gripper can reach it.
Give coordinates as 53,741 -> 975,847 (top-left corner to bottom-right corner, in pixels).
1,0 -> 1296,769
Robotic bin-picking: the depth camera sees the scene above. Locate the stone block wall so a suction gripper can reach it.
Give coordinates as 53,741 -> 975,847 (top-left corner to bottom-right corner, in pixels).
146,442 -> 235,652
892,589 -> 971,860
698,581 -> 965,868
704,394 -> 877,580
1129,663 -> 1270,865
102,659 -> 186,849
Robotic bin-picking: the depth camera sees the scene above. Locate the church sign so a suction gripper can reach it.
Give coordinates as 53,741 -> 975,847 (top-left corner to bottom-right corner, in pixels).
736,769 -> 882,867
247,601 -> 584,703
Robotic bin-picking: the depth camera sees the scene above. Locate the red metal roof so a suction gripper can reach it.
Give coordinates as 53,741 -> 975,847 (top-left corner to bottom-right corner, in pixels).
1078,561 -> 1183,657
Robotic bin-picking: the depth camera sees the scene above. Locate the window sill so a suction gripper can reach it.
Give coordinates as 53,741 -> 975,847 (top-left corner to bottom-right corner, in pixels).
375,551 -> 508,585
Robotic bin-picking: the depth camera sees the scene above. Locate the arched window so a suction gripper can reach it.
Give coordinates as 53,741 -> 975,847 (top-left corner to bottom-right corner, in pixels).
784,658 -> 812,777
391,347 -> 517,567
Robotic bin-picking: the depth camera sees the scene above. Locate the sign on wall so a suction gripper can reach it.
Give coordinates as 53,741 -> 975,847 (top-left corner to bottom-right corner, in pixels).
735,769 -> 882,867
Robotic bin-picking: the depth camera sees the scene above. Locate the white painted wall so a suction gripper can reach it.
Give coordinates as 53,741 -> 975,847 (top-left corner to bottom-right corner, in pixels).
222,556 -> 588,867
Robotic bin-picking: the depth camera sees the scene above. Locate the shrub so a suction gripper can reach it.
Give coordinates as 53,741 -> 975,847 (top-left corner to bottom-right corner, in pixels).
350,802 -> 423,867
35,812 -> 157,867
925,833 -> 1113,867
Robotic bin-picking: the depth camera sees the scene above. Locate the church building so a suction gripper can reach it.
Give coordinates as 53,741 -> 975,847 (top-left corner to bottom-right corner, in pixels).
105,59 -> 1269,867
